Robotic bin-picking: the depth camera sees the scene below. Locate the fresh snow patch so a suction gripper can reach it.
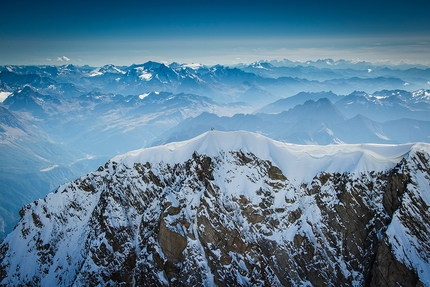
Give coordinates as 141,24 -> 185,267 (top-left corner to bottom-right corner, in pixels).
40,165 -> 59,172
109,66 -> 126,74
70,154 -> 96,165
89,69 -> 103,77
139,93 -> 150,100
139,71 -> 153,81
134,67 -> 153,81
0,92 -> 12,102
375,132 -> 390,141
412,90 -> 430,99
373,95 -> 388,100
89,66 -> 125,76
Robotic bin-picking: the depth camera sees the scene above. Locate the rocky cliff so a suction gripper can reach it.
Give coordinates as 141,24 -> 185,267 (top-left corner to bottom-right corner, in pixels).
0,131 -> 429,286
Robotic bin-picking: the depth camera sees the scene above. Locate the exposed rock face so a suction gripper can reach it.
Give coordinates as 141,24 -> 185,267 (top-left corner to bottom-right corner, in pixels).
0,133 -> 429,286
369,238 -> 421,287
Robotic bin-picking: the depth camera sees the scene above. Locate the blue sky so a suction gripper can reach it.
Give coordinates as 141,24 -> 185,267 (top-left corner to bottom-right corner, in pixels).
1,0 -> 430,66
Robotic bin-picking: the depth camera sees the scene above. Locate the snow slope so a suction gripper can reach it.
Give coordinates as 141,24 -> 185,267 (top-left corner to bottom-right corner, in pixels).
115,131 -> 416,182
1,131 -> 429,286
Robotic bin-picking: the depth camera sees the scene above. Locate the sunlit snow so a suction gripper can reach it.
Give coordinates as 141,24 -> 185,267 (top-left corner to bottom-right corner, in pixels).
88,69 -> 103,77
114,131 -> 417,183
0,92 -> 12,102
139,92 -> 150,99
40,165 -> 59,172
134,68 -> 153,81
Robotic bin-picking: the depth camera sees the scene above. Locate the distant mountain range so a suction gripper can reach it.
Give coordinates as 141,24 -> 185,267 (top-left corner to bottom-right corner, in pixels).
2,59 -> 429,105
155,90 -> 430,146
0,60 -> 429,240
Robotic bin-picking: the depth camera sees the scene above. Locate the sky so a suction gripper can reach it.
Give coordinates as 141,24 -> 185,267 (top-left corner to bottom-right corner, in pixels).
1,0 -> 430,66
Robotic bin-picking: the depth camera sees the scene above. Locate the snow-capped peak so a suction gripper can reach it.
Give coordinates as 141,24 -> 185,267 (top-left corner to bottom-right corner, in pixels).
89,64 -> 126,77
1,130 -> 430,286
114,131 -> 418,183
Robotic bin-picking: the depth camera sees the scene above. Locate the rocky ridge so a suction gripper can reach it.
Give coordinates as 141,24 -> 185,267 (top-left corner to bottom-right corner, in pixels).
0,131 -> 429,286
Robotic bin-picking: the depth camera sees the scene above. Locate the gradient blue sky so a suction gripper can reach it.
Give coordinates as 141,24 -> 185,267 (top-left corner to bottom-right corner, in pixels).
1,0 -> 430,66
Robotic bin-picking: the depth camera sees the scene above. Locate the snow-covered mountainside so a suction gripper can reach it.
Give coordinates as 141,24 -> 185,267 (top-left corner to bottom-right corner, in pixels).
1,131 -> 429,286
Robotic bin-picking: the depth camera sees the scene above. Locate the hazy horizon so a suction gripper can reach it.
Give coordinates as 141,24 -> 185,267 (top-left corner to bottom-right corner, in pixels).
2,0 -> 430,66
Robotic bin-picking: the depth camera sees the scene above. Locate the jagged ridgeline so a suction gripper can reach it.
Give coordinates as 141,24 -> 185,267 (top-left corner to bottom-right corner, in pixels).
1,131 -> 429,286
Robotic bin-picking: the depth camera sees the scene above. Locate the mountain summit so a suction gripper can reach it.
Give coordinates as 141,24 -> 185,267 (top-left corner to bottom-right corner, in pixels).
1,131 -> 429,286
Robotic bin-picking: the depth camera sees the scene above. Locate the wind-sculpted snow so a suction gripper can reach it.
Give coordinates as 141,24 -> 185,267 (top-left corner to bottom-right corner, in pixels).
116,131 -> 414,183
1,131 -> 429,286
